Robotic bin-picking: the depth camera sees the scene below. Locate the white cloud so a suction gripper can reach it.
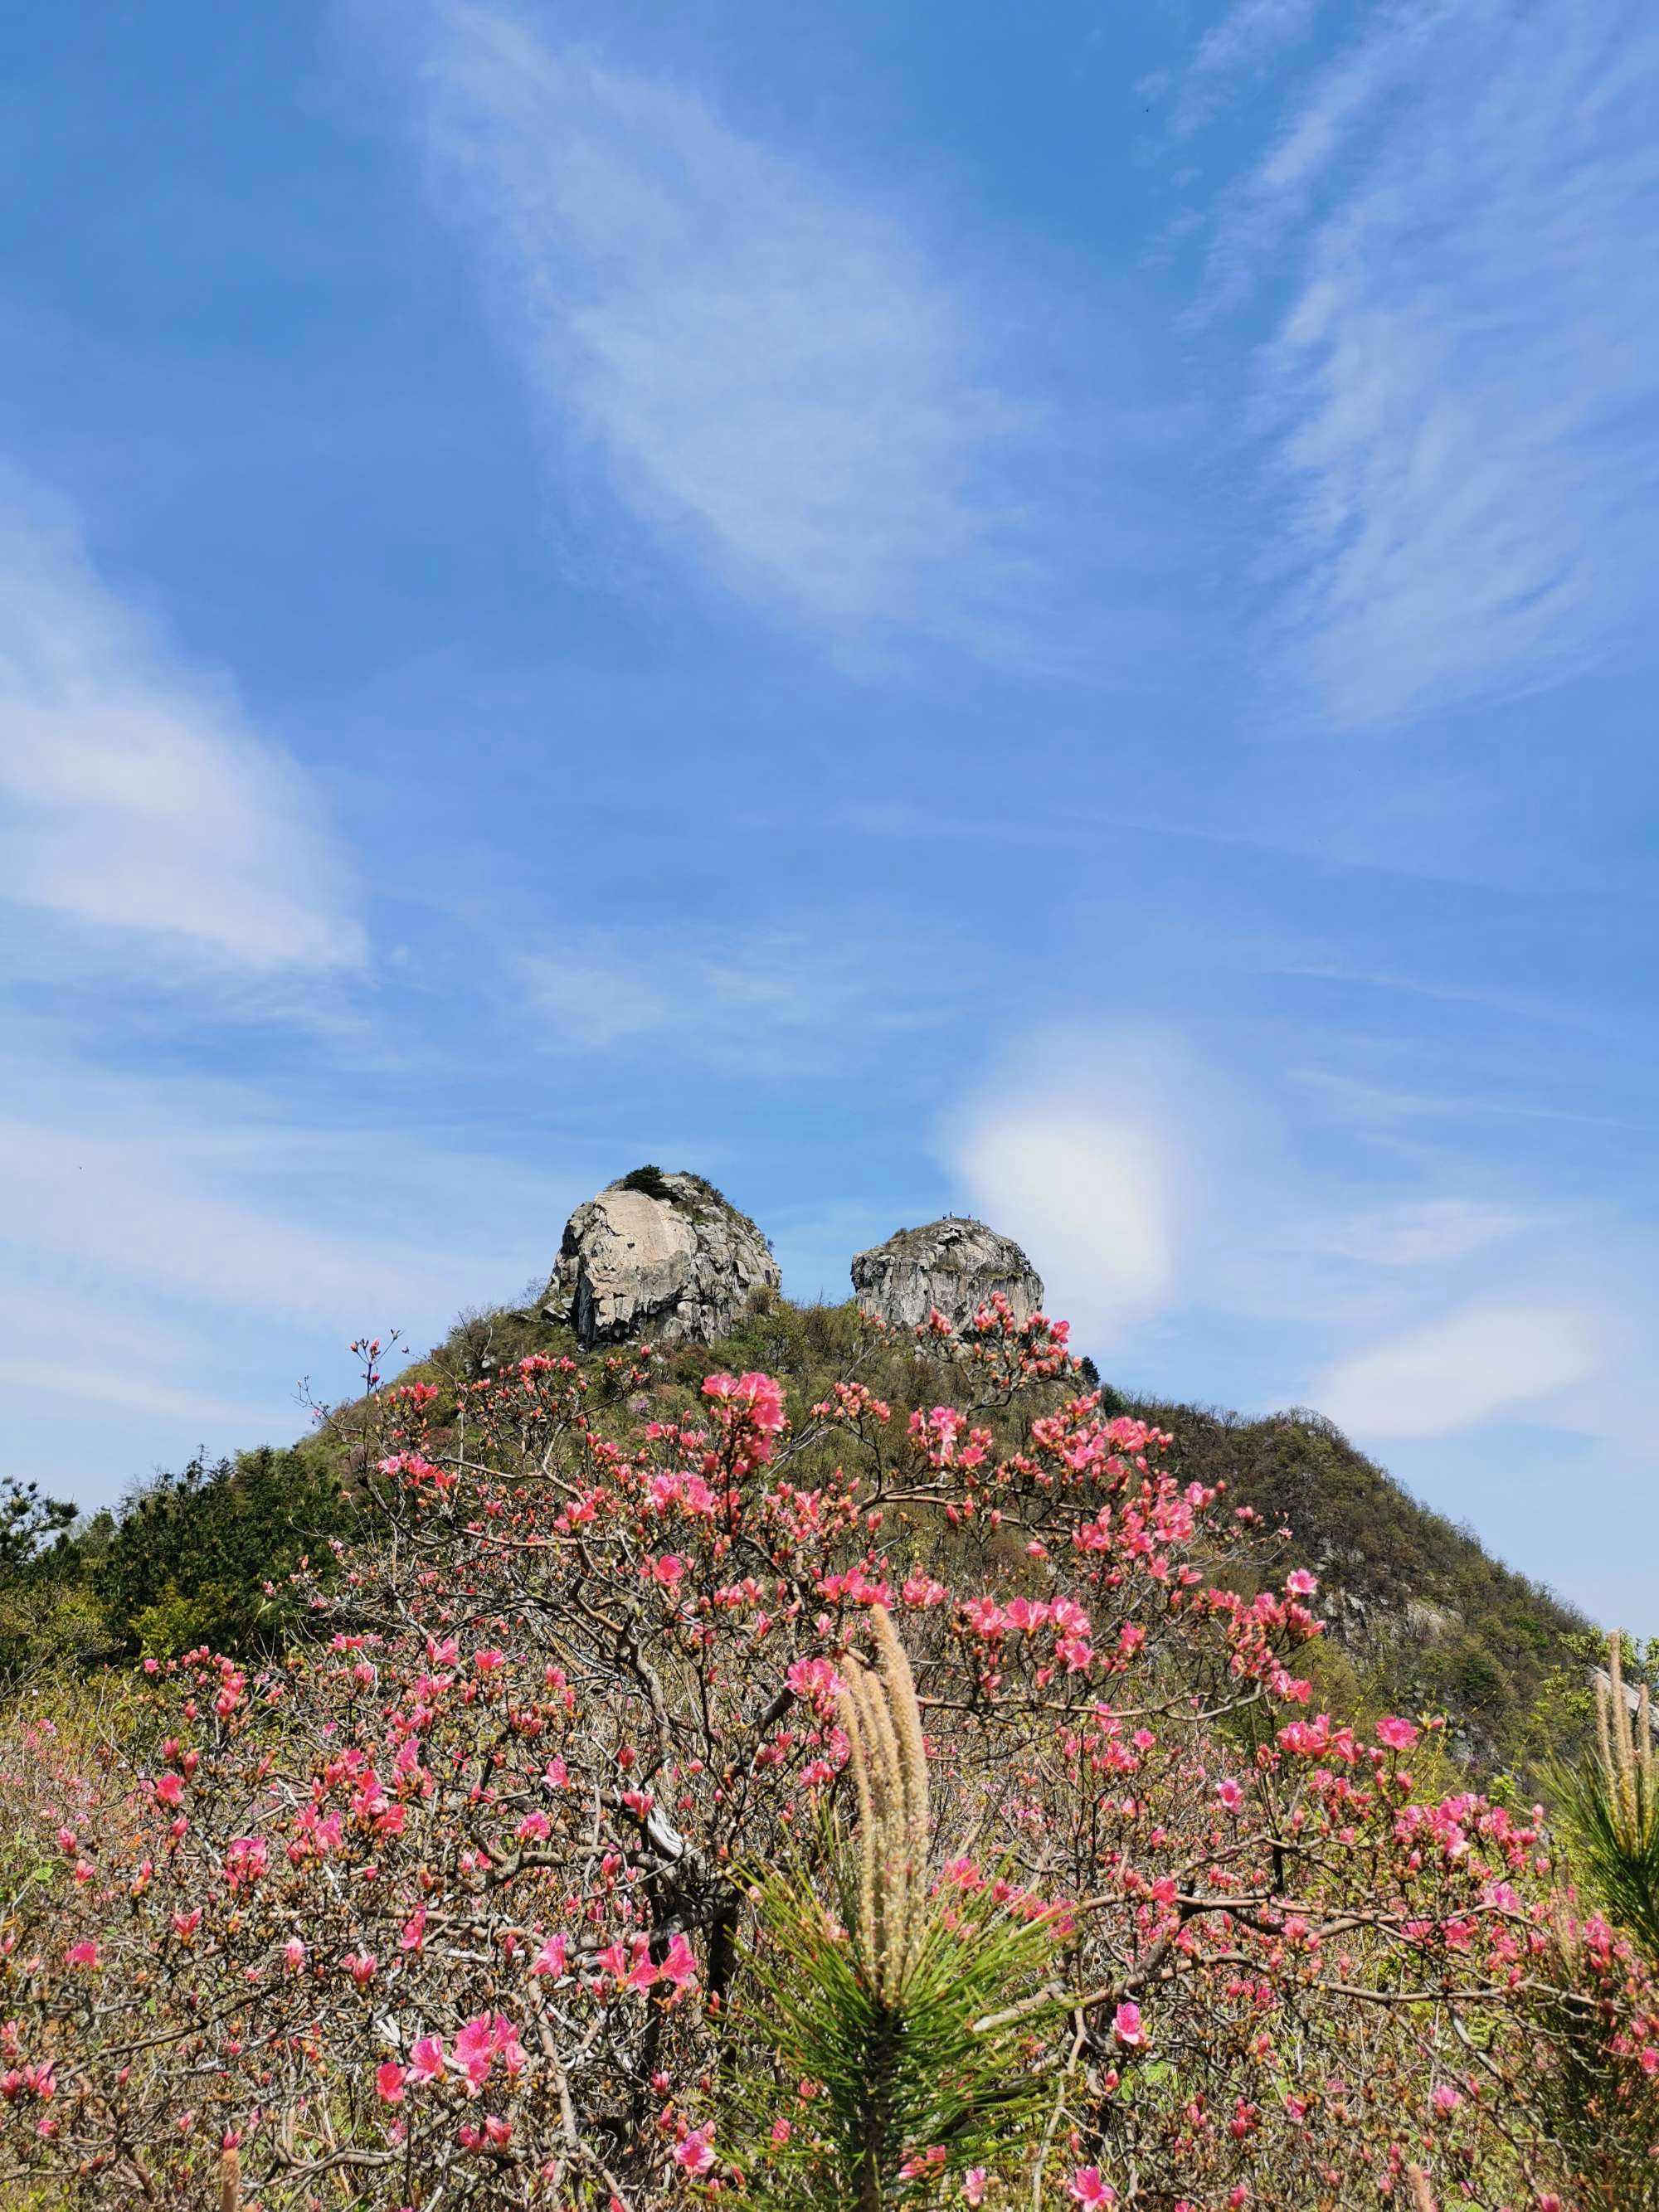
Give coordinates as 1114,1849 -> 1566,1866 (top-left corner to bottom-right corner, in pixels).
1312,1300 -> 1602,1439
945,1040 -> 1184,1344
0,482 -> 365,970
411,5 -> 1034,659
1200,0 -> 1659,726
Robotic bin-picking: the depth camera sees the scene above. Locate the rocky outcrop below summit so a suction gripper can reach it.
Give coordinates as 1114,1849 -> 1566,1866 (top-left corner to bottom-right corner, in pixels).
850,1217 -> 1043,1333
540,1169 -> 780,1349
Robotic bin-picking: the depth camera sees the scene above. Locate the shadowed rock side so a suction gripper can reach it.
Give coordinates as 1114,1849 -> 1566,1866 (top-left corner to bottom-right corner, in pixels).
851,1217 -> 1044,1332
541,1170 -> 781,1349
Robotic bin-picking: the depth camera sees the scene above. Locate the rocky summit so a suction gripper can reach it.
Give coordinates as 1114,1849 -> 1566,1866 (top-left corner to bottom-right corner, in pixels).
540,1168 -> 781,1349
849,1215 -> 1044,1332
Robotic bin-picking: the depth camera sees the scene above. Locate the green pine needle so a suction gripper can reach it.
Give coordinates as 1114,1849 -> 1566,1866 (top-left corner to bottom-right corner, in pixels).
721,1840 -> 1069,2212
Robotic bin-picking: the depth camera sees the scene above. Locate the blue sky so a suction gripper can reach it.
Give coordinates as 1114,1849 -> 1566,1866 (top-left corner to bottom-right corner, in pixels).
2,0 -> 1657,1630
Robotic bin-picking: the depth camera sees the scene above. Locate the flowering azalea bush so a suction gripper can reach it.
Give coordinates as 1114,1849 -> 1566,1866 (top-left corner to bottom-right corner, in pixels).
0,1301 -> 1654,2208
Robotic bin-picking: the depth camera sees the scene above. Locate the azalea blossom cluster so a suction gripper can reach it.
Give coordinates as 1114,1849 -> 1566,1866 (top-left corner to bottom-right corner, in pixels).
0,1302 -> 1652,2208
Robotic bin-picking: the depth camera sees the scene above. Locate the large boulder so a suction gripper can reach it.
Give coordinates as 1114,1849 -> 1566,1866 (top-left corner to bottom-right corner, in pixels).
541,1169 -> 781,1349
850,1216 -> 1044,1333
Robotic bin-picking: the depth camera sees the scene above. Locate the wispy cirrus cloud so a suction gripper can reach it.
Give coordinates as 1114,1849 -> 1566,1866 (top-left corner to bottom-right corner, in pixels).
0,1047 -> 584,1505
1312,1300 -> 1603,1440
404,3 -> 1037,662
0,479 -> 366,973
517,926 -> 952,1062
0,1281 -> 296,1443
0,1116 -> 440,1326
1174,0 -> 1326,136
1308,1198 -> 1535,1271
0,1087 -> 571,1332
0,1355 -> 300,1441
1188,0 -> 1659,727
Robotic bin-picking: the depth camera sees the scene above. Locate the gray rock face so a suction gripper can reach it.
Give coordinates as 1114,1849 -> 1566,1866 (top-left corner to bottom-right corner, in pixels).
850,1217 -> 1044,1333
542,1170 -> 781,1349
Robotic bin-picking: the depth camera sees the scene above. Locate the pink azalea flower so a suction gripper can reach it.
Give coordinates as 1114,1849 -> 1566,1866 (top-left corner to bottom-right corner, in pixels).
408,2035 -> 445,2084
1215,1777 -> 1244,1812
532,1932 -> 568,1978
455,2019 -> 495,2093
376,2062 -> 406,2104
657,1932 -> 698,1988
964,2170 -> 988,2205
674,2127 -> 716,2175
1112,2001 -> 1145,2048
65,1942 -> 100,1970
786,1655 -> 840,1700
223,1835 -> 267,1889
1068,2167 -> 1116,2206
702,1371 -> 786,1433
1376,1715 -> 1421,1753
453,2011 -> 526,2094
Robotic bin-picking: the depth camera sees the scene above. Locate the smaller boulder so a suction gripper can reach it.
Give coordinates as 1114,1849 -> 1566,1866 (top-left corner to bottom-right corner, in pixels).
542,1169 -> 780,1349
850,1216 -> 1044,1334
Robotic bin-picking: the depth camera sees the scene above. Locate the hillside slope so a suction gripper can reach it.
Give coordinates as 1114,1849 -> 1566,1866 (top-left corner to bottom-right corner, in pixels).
1129,1394 -> 1591,1771
7,1289 -> 1598,1781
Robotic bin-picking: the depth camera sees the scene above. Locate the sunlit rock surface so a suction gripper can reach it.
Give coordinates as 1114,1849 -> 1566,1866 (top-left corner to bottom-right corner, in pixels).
542,1170 -> 781,1349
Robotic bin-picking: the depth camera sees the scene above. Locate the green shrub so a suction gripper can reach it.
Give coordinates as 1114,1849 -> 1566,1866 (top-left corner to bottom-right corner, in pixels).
619,1162 -> 676,1201
99,1445 -> 356,1657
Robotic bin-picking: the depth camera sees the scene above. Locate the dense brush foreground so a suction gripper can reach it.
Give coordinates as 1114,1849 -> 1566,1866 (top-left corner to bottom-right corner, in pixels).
0,1299 -> 1655,2208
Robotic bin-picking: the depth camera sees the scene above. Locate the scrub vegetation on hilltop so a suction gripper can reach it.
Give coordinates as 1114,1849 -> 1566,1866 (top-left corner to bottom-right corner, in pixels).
0,1291 -> 1607,1790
